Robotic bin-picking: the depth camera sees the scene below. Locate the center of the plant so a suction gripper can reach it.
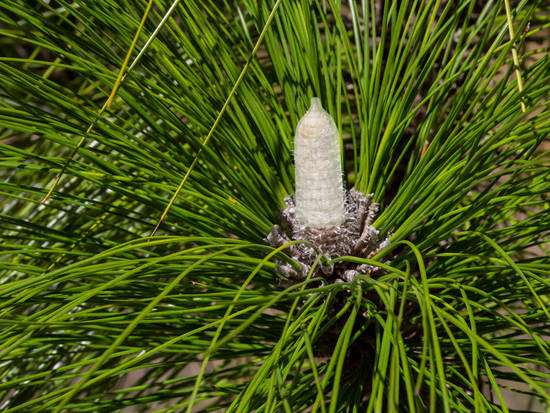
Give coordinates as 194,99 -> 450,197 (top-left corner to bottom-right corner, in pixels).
267,98 -> 390,281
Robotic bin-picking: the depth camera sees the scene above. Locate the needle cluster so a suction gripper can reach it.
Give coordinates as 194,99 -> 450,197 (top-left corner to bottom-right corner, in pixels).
267,189 -> 390,282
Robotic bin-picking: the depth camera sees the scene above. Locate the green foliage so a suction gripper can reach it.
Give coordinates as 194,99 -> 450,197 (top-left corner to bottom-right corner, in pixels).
1,0 -> 549,411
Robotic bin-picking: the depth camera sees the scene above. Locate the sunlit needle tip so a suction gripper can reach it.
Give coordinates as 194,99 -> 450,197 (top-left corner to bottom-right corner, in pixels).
41,186 -> 56,205
150,221 -> 162,237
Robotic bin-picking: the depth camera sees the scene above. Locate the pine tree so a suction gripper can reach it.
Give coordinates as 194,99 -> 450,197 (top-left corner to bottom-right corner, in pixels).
1,1 -> 549,411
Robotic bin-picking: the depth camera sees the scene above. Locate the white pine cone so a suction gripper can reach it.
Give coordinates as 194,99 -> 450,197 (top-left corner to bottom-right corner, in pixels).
294,98 -> 345,228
